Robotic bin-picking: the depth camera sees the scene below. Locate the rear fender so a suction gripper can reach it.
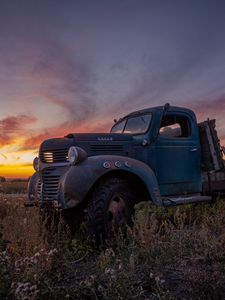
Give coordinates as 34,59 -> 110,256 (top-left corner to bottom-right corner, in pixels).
60,155 -> 161,209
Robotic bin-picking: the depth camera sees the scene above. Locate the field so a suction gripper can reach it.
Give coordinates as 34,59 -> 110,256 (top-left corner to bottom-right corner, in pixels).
1,182 -> 225,299
0,181 -> 27,195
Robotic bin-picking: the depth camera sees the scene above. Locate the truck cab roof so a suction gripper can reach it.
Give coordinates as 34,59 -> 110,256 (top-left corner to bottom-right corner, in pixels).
122,105 -> 195,119
113,105 -> 196,132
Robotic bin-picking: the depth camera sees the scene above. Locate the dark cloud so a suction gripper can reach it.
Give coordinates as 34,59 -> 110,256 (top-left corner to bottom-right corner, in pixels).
29,38 -> 97,126
1,0 -> 225,120
110,30 -> 225,115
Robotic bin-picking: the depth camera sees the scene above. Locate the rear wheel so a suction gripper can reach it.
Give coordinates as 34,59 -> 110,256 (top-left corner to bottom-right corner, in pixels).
87,178 -> 134,242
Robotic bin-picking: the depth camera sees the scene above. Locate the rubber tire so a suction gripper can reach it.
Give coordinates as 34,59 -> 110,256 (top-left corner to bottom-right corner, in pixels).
87,178 -> 134,242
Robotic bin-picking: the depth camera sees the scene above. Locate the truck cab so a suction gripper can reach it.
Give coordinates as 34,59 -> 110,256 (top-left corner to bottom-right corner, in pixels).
27,104 -> 225,239
111,105 -> 201,196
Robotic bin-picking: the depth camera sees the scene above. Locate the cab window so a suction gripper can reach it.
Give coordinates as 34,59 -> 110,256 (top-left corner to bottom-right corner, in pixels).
111,119 -> 126,133
111,113 -> 152,134
159,115 -> 191,138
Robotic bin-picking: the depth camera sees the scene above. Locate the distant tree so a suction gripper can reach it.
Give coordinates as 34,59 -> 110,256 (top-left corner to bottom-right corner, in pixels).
0,176 -> 6,182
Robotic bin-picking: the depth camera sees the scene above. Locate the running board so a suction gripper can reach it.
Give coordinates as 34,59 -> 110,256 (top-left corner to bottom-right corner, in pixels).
162,195 -> 212,207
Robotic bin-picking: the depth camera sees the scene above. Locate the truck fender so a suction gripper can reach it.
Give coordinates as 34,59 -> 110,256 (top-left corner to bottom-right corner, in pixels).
59,155 -> 162,209
26,172 -> 40,206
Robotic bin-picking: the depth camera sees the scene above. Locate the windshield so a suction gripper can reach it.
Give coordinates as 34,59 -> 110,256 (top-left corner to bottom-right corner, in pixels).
111,113 -> 152,134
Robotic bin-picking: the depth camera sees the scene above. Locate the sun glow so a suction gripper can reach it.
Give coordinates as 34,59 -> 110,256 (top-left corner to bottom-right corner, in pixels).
0,143 -> 37,178
0,164 -> 33,178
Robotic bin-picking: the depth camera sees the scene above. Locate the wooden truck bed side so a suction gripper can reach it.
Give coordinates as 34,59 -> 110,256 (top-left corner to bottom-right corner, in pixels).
198,119 -> 225,195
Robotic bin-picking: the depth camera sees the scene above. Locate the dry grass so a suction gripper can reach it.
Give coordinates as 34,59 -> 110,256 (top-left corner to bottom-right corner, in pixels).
0,196 -> 47,257
0,181 -> 27,194
1,192 -> 225,299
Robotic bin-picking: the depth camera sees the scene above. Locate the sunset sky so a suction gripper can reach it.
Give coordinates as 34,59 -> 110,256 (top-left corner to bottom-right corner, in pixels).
0,0 -> 225,178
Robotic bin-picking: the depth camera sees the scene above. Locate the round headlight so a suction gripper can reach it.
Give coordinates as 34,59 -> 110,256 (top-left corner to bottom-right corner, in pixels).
68,146 -> 79,165
33,157 -> 39,171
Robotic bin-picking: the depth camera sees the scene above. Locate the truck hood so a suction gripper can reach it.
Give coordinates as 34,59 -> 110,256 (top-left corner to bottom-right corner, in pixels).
66,133 -> 133,142
39,133 -> 134,164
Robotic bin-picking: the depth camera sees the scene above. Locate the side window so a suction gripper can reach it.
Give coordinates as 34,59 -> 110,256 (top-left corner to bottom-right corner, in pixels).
159,115 -> 191,138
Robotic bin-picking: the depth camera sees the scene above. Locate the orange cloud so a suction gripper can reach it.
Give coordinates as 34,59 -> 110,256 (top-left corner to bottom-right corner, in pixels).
21,117 -> 111,151
0,114 -> 37,146
188,97 -> 225,119
22,131 -> 53,150
220,134 -> 225,145
187,98 -> 225,142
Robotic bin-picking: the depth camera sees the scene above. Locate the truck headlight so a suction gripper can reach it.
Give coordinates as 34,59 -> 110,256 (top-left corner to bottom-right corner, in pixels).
33,157 -> 39,171
68,146 -> 87,165
68,146 -> 79,165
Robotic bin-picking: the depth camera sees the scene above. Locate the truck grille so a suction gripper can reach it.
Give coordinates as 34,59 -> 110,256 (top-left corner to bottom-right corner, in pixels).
40,148 -> 69,163
42,169 -> 60,202
36,179 -> 42,201
90,144 -> 124,153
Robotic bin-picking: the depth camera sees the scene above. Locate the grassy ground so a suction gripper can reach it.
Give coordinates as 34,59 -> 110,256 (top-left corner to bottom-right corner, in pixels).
0,181 -> 27,194
1,190 -> 225,299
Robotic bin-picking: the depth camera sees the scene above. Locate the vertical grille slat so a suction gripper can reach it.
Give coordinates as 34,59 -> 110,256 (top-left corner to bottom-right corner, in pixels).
36,179 -> 42,201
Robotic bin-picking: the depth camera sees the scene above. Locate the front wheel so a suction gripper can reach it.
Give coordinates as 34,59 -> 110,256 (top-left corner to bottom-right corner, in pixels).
87,178 -> 134,242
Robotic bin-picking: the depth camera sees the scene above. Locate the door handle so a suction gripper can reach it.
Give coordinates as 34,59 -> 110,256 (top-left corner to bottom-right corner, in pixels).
190,148 -> 198,152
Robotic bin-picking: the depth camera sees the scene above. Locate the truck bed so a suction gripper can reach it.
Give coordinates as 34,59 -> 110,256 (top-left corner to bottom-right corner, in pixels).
198,119 -> 225,195
198,119 -> 224,171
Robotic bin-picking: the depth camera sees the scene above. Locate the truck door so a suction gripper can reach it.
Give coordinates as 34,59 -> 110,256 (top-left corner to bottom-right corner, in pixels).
154,112 -> 201,196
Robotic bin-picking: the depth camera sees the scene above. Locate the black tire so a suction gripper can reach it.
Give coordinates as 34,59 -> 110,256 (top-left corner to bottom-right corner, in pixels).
62,205 -> 86,234
87,178 -> 134,242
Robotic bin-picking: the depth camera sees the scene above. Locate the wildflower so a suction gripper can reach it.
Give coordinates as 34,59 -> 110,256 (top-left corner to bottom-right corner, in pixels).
34,252 -> 41,258
48,248 -> 58,256
105,248 -> 115,257
98,284 -> 104,292
23,257 -> 29,263
105,267 -> 115,276
30,284 -> 38,292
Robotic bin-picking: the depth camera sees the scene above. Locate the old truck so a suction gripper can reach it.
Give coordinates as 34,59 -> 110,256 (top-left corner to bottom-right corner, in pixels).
26,104 -> 225,239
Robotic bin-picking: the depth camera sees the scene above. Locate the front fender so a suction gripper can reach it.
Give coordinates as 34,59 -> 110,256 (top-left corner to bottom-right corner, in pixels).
25,172 -> 40,206
60,155 -> 161,209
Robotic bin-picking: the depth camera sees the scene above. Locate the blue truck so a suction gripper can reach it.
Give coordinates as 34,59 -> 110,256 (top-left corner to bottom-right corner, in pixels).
26,104 -> 225,239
